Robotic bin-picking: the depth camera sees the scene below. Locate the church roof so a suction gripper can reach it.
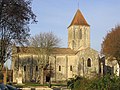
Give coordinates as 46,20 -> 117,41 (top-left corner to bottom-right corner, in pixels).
52,48 -> 76,55
13,47 -> 76,55
68,9 -> 89,28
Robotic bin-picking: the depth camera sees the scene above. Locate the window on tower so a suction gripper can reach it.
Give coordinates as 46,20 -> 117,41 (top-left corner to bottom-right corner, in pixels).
73,29 -> 75,39
79,29 -> 82,39
72,40 -> 76,49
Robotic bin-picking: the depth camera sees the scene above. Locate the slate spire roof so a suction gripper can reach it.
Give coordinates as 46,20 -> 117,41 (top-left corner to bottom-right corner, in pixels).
68,9 -> 89,27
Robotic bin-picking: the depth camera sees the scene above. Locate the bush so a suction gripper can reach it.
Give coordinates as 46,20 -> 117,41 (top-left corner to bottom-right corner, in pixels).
67,75 -> 89,90
67,74 -> 120,90
87,74 -> 120,90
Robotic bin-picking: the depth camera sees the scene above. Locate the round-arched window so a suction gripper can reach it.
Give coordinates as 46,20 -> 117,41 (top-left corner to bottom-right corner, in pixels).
87,58 -> 91,67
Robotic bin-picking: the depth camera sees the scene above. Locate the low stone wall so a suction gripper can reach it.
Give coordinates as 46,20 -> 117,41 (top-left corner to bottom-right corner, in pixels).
19,88 -> 52,90
36,88 -> 52,90
18,87 -> 71,90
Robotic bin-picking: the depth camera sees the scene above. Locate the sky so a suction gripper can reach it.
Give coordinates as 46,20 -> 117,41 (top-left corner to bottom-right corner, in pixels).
6,0 -> 120,69
29,0 -> 120,52
30,0 -> 120,52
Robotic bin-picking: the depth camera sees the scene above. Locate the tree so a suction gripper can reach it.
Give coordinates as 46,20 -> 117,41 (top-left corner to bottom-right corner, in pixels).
0,0 -> 36,69
67,75 -> 89,90
101,25 -> 120,75
87,74 -> 120,90
29,32 -> 60,84
30,32 -> 60,63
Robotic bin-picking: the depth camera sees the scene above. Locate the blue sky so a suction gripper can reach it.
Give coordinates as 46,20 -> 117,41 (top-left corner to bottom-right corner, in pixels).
6,0 -> 120,68
30,0 -> 120,52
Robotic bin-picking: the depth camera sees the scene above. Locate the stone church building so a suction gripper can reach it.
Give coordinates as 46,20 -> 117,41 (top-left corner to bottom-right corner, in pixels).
12,9 -> 100,83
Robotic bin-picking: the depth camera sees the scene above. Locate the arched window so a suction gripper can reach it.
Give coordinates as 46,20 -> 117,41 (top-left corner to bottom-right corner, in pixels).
79,29 -> 82,39
59,66 -> 61,71
36,66 -> 38,71
73,29 -> 75,39
87,58 -> 91,67
24,66 -> 26,71
70,65 -> 72,71
72,40 -> 76,49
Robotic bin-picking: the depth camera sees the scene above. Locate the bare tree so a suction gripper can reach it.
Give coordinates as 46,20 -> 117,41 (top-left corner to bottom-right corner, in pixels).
29,32 -> 60,84
0,0 -> 36,69
101,25 -> 120,75
30,32 -> 60,64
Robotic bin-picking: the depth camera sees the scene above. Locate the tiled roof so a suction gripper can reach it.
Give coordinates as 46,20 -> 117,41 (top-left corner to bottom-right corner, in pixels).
52,48 -> 76,55
68,9 -> 89,27
13,47 -> 76,55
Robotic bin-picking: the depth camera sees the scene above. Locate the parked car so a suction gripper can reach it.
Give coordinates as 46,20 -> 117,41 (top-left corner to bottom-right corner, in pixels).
0,83 -> 18,90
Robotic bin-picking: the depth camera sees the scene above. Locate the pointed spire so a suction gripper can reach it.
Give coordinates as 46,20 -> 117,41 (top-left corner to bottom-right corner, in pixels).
68,9 -> 89,28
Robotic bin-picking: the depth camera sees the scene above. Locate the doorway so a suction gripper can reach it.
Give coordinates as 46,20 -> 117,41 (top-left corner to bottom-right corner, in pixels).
46,76 -> 50,82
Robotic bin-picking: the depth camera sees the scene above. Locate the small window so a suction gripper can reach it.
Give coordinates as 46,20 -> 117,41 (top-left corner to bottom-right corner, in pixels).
17,47 -> 20,53
36,66 -> 38,71
24,66 -> 26,71
72,40 -> 76,49
70,65 -> 72,71
79,29 -> 82,39
87,58 -> 91,67
59,66 -> 61,71
73,29 -> 75,39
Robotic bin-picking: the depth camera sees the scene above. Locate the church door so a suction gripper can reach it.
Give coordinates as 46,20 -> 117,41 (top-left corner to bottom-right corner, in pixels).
46,76 -> 50,82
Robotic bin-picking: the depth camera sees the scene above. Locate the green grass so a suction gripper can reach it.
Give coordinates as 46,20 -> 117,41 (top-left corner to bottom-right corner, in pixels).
12,82 -> 67,88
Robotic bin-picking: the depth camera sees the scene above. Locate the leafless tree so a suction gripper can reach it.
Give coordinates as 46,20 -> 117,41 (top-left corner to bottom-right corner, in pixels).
30,32 -> 60,65
29,32 -> 60,84
101,25 -> 120,75
0,0 -> 36,69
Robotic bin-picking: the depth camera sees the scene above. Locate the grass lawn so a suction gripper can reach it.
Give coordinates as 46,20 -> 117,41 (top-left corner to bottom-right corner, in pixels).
12,82 -> 67,88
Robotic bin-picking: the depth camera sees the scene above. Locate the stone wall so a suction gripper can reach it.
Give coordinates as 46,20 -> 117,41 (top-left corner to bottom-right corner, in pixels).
68,25 -> 90,51
12,47 -> 99,83
77,48 -> 99,78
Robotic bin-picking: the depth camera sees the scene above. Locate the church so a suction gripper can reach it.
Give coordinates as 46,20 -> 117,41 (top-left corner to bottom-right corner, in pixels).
12,9 -> 100,83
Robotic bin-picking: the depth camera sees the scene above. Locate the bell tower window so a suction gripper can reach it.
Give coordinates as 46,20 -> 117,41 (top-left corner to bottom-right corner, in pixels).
79,29 -> 82,39
72,40 -> 76,49
73,29 -> 75,39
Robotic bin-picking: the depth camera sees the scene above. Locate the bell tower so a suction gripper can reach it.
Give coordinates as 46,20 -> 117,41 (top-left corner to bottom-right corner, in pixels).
68,9 -> 90,50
